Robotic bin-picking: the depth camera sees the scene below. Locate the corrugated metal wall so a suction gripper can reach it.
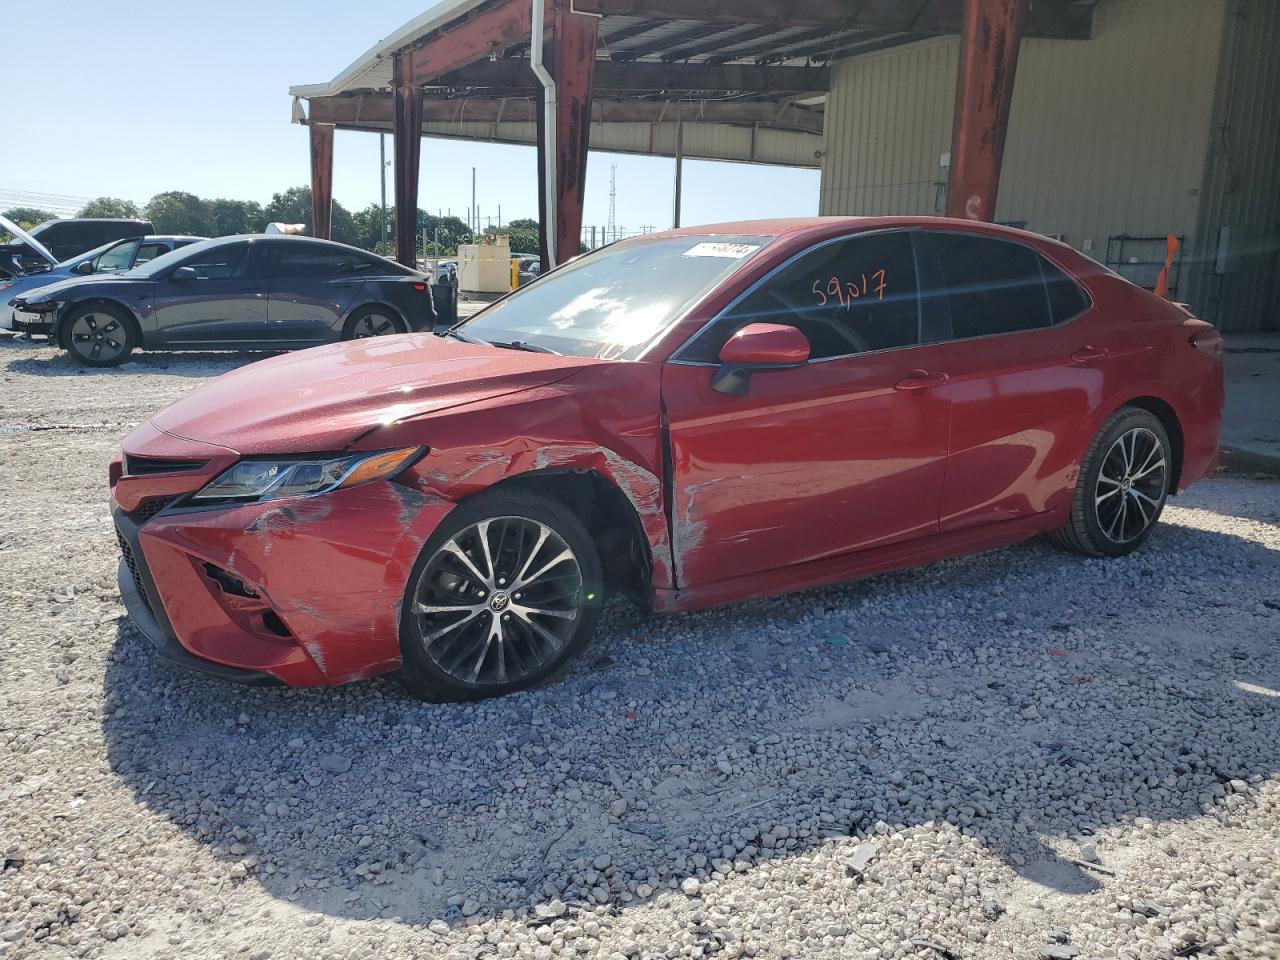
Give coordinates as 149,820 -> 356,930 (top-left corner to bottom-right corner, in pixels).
818,0 -> 1280,331
1183,0 -> 1280,333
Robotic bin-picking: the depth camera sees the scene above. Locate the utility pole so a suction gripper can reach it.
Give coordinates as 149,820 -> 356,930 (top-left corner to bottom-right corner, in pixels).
471,167 -> 477,237
379,134 -> 389,255
607,163 -> 617,244
673,123 -> 684,229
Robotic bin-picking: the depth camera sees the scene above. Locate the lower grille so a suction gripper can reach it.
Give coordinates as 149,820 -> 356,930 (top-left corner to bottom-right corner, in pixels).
116,527 -> 153,616
132,496 -> 178,525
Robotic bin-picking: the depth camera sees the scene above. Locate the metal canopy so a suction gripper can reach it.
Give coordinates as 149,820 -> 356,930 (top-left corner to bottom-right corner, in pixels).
289,0 -> 1092,167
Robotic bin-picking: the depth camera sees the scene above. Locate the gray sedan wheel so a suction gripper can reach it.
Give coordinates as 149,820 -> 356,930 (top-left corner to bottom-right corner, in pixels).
344,306 -> 404,340
63,304 -> 137,367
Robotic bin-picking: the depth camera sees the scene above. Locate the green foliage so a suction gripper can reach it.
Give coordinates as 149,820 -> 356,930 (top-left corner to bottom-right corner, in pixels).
78,197 -> 141,219
144,191 -> 215,236
209,198 -> 266,236
506,217 -> 540,232
2,207 -> 58,229
484,225 -> 540,255
262,186 -> 357,245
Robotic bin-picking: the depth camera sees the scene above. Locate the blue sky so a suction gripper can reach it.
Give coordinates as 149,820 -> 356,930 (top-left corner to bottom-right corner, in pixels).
4,0 -> 819,230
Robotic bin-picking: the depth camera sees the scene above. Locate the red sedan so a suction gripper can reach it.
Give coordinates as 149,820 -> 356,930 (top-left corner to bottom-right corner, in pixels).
111,217 -> 1223,700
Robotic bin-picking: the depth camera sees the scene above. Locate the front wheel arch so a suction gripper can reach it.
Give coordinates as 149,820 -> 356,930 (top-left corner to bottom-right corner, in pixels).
56,299 -> 142,350
473,468 -> 655,607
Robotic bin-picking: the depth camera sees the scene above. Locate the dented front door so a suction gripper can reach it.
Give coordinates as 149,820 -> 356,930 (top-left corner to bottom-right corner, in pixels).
661,347 -> 951,588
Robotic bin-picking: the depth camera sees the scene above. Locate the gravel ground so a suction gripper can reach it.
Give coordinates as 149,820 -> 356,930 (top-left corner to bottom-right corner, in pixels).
2,335 -> 1279,960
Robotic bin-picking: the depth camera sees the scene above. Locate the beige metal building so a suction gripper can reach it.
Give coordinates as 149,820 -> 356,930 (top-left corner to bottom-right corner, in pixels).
819,0 -> 1280,332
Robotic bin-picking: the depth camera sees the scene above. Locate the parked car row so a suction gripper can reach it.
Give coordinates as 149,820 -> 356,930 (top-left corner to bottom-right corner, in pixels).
7,234 -> 440,366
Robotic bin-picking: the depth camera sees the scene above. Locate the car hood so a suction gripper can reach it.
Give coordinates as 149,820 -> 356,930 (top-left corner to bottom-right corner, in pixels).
150,334 -> 598,455
0,214 -> 56,269
13,272 -> 134,302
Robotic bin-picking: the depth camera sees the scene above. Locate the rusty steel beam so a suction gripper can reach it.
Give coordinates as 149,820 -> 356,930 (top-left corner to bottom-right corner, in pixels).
404,0 -> 535,84
309,94 -> 824,134
443,58 -> 829,93
592,0 -> 1089,39
392,54 -> 424,267
945,0 -> 1026,221
308,122 -> 335,240
536,0 -> 600,268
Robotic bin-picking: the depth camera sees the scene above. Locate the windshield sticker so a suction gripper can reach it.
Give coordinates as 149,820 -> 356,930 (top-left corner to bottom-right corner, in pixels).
682,242 -> 761,259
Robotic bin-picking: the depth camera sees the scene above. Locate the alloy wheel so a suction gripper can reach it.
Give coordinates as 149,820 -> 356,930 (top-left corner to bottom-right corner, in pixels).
352,312 -> 398,338
1094,426 -> 1168,544
410,517 -> 583,686
70,312 -> 128,363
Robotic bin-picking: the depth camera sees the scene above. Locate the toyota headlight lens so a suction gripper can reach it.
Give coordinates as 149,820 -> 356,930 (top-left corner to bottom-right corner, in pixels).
192,447 -> 424,504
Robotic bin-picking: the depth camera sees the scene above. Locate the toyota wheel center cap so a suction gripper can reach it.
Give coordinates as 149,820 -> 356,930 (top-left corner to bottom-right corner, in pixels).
489,592 -> 510,612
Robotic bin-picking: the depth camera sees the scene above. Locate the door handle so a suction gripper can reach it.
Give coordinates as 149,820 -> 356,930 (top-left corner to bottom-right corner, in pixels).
893,370 -> 949,392
1070,346 -> 1109,364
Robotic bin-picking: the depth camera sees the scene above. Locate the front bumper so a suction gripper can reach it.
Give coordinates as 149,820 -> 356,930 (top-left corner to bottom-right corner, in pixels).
111,426 -> 455,687
8,308 -> 53,335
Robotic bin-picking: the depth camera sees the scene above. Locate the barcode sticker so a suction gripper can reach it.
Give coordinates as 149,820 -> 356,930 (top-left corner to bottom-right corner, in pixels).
682,242 -> 761,259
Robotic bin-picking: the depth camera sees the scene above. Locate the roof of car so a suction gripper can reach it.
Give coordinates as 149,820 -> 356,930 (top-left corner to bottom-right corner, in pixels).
657,216 -> 1060,246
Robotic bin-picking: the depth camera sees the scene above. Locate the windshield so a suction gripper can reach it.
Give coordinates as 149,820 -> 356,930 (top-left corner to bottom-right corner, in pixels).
459,234 -> 772,359
125,237 -> 221,278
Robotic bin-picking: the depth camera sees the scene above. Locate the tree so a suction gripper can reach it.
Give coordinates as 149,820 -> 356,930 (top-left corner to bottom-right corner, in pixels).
484,225 -> 540,255
209,198 -> 265,236
2,207 -> 58,229
262,186 -> 357,245
78,197 -> 140,219
506,217 -> 540,232
145,191 -> 214,236
417,211 -> 472,256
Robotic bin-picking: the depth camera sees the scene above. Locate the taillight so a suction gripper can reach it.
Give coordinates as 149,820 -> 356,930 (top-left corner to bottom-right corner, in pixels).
1190,328 -> 1223,358
412,282 -> 427,292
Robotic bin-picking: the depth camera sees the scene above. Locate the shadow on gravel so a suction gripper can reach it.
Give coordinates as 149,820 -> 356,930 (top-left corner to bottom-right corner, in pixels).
0,336 -> 276,378
101,514 -> 1280,927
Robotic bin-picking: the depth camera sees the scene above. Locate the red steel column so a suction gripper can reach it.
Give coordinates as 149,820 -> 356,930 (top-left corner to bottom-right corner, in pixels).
392,52 -> 423,268
309,122 -> 335,240
552,0 -> 598,263
944,0 -> 1027,221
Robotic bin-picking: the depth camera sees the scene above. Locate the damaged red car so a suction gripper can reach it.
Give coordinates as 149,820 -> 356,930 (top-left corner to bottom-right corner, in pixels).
111,217 -> 1223,700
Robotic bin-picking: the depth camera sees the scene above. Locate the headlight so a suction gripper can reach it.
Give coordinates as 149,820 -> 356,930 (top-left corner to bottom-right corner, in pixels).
191,447 -> 425,505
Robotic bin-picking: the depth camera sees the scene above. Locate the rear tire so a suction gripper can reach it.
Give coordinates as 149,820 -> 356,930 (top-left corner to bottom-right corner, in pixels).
343,305 -> 405,340
62,303 -> 137,367
398,491 -> 603,702
1050,407 -> 1172,557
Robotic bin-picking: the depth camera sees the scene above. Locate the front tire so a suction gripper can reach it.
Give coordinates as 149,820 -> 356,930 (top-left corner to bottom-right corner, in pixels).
63,303 -> 137,367
398,491 -> 603,702
1050,407 -> 1172,557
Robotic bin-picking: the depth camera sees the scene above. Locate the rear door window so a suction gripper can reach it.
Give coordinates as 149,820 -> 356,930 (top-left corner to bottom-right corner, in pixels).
134,242 -> 169,266
262,242 -> 376,279
683,230 -> 921,362
930,233 -> 1052,339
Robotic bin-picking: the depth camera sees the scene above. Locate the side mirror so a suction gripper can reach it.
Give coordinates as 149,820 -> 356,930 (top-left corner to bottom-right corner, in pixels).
72,260 -> 94,275
170,266 -> 197,282
712,322 -> 810,395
